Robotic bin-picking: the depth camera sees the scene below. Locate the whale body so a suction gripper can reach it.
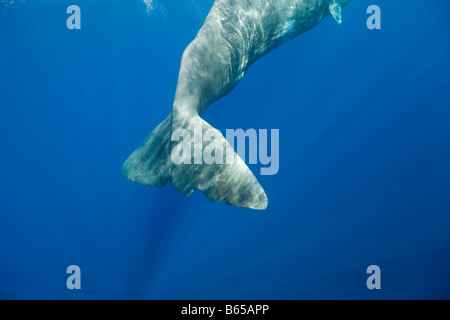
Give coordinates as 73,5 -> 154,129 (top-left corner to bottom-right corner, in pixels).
122,0 -> 352,210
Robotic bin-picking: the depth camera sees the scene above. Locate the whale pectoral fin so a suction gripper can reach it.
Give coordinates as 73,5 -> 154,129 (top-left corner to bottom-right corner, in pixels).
329,0 -> 343,24
169,117 -> 268,210
122,115 -> 172,187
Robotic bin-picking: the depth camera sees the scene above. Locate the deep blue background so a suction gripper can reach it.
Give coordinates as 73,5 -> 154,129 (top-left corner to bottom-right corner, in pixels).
0,0 -> 449,299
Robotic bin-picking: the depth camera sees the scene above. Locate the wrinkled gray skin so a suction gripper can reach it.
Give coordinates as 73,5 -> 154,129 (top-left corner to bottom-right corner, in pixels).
123,0 -> 352,210
173,0 -> 351,118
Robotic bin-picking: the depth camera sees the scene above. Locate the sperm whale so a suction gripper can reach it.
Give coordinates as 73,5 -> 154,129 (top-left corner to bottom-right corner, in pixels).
122,0 -> 352,210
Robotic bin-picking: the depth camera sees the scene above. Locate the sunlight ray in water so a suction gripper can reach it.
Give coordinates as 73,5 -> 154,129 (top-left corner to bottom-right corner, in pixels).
143,0 -> 154,13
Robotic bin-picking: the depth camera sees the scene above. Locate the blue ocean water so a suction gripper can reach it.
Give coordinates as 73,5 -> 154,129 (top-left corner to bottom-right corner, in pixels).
0,0 -> 449,299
